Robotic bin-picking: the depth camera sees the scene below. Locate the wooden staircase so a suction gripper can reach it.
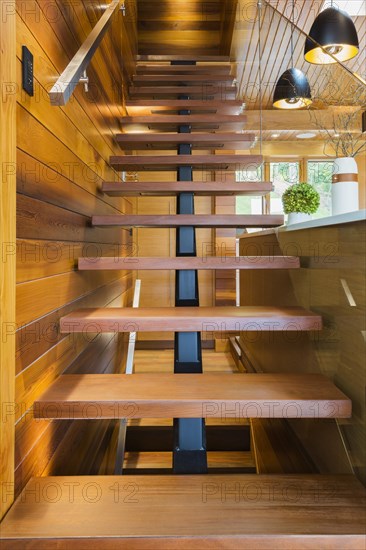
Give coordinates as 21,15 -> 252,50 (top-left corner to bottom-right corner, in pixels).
125,99 -> 244,115
102,181 -> 272,196
2,56 -> 364,549
92,214 -> 284,227
78,255 -> 300,270
115,132 -> 255,150
33,373 -> 351,420
1,474 -> 365,548
58,306 -> 322,333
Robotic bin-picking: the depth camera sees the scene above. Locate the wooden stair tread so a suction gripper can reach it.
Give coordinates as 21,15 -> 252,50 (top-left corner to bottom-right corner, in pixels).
2,474 -> 364,547
133,74 -> 235,84
129,86 -> 237,99
136,55 -> 231,61
59,305 -> 322,334
115,133 -> 255,150
127,418 -> 250,427
125,99 -> 243,115
123,451 -> 255,470
78,256 -> 300,271
121,115 -> 245,127
110,152 -> 258,171
136,65 -> 232,74
110,155 -> 260,171
33,373 -> 350,420
102,181 -> 272,196
92,214 -> 283,228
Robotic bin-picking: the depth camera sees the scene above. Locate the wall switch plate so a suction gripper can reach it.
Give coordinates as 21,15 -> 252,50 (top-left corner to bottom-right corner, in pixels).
22,46 -> 34,96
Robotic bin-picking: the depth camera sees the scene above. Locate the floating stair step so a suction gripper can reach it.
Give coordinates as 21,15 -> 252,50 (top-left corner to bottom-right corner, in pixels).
136,64 -> 232,74
129,86 -> 237,99
92,214 -> 283,228
33,373 -> 349,419
123,451 -> 255,471
136,55 -> 231,62
132,75 -> 236,85
115,133 -> 255,150
60,306 -> 322,334
127,418 -> 250,427
109,154 -> 260,172
125,99 -> 244,115
102,181 -> 272,196
120,115 -> 245,131
2,474 -> 364,548
78,256 -> 300,271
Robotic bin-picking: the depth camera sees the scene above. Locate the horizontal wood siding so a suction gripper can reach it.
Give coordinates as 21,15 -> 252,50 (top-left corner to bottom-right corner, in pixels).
15,0 -> 137,496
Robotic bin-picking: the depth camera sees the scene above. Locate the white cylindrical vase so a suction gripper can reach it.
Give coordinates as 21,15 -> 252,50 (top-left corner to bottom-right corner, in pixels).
287,213 -> 312,225
332,157 -> 359,216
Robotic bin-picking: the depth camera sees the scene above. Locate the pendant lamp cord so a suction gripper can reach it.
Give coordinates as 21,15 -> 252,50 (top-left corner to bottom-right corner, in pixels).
257,0 -> 263,160
290,0 -> 294,67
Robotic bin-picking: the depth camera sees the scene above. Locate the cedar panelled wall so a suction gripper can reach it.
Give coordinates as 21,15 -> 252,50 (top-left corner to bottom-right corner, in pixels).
15,0 -> 137,496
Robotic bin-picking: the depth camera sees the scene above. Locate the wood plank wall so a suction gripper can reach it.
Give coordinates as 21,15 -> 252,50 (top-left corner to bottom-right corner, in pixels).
0,0 -> 17,521
137,0 -> 238,56
13,0 -> 137,498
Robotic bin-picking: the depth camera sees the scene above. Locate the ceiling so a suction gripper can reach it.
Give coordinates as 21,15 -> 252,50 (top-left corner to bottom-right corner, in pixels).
234,0 -> 366,110
135,0 -> 366,143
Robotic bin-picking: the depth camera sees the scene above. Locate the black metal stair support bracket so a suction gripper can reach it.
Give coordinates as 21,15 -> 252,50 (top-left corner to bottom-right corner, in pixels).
172,79 -> 208,474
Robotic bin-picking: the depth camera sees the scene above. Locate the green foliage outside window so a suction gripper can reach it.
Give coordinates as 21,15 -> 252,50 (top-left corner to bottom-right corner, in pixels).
307,161 -> 333,218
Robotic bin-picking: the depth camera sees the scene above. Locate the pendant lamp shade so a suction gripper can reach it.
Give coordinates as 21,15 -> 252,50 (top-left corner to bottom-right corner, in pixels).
273,68 -> 312,110
304,7 -> 359,64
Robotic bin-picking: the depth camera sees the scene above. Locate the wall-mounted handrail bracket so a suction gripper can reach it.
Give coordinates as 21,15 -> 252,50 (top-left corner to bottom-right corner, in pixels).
79,70 -> 89,93
49,0 -> 120,106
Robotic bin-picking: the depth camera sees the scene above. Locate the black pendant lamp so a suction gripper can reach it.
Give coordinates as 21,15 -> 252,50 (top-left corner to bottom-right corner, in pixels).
273,1 -> 312,110
273,68 -> 312,109
304,3 -> 359,64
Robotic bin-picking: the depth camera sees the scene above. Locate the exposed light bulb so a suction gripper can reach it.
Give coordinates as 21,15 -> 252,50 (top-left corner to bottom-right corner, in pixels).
324,45 -> 343,55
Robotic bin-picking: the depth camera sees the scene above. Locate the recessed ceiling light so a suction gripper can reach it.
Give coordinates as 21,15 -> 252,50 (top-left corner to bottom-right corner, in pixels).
271,133 -> 280,138
321,1 -> 366,16
297,132 -> 316,139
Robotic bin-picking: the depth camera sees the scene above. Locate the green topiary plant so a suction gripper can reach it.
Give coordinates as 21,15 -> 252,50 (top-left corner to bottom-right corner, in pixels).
282,183 -> 320,214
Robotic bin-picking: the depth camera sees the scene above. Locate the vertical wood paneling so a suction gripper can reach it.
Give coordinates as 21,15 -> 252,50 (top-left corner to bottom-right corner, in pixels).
13,0 -> 137,495
0,0 -> 16,520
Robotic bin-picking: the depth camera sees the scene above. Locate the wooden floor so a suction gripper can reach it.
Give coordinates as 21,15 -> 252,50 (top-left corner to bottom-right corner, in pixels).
1,474 -> 365,549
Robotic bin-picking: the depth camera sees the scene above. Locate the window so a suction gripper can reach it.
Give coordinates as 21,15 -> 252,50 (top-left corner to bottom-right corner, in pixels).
236,167 -> 263,217
307,160 -> 333,218
269,162 -> 300,216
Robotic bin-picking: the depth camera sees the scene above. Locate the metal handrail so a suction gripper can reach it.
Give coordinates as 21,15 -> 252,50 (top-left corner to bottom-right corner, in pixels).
49,0 -> 122,106
114,279 -> 141,474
